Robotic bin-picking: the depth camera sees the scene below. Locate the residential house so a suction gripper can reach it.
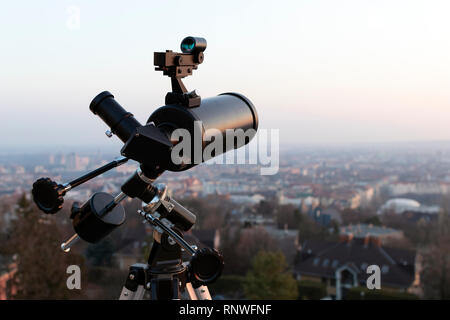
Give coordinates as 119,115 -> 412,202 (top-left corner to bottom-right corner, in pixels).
294,235 -> 419,299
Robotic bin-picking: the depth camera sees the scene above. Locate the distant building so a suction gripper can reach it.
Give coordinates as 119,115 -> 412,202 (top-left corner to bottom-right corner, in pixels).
229,193 -> 264,204
66,153 -> 89,171
340,223 -> 403,244
238,214 -> 274,226
191,229 -> 221,251
277,189 -> 317,207
14,166 -> 25,174
308,207 -> 342,227
387,182 -> 450,196
332,189 -> 361,210
279,197 -> 302,206
401,211 -> 438,224
263,224 -> 299,265
378,198 -> 440,215
294,236 -> 419,300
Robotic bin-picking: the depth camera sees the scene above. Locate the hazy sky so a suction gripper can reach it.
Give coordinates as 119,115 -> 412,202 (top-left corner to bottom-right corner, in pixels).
1,0 -> 450,151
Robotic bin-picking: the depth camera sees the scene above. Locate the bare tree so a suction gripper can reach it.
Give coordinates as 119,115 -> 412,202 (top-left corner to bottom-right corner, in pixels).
421,208 -> 450,299
5,194 -> 85,299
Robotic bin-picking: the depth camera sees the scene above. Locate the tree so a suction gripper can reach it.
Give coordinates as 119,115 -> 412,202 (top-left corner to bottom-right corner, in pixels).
243,251 -> 298,300
221,226 -> 277,275
340,208 -> 374,225
276,205 -> 299,229
298,280 -> 327,300
209,275 -> 246,299
346,286 -> 418,300
297,213 -> 330,242
256,199 -> 278,217
5,194 -> 85,299
363,215 -> 382,226
421,210 -> 450,299
180,195 -> 233,229
86,237 -> 115,267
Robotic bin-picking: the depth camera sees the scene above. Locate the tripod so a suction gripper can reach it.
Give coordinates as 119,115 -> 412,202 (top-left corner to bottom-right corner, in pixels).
119,183 -> 223,300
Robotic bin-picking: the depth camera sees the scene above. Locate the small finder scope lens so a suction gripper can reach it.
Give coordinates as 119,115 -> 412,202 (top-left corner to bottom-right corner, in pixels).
180,37 -> 207,53
181,38 -> 195,53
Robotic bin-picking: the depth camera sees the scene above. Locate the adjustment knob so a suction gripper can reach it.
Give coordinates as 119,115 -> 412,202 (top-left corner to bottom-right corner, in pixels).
31,178 -> 66,214
189,247 -> 224,286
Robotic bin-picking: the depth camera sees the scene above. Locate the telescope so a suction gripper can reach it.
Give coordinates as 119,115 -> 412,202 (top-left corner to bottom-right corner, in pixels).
31,37 -> 258,300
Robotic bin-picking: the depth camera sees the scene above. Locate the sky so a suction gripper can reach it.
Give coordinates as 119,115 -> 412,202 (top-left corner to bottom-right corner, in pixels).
1,0 -> 450,152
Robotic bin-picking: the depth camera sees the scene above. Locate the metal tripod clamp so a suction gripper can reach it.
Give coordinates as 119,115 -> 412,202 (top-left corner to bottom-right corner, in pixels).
139,185 -> 224,286
139,209 -> 196,255
141,183 -> 196,232
142,183 -> 170,214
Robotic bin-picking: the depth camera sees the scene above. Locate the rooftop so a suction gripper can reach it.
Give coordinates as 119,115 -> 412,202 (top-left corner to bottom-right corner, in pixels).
340,223 -> 401,238
295,239 -> 416,288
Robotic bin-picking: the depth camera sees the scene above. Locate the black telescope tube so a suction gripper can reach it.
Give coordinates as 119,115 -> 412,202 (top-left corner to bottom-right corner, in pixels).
147,92 -> 258,172
89,91 -> 142,143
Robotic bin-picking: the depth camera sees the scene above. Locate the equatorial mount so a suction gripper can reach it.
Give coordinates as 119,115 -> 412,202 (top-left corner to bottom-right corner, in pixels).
31,158 -> 223,299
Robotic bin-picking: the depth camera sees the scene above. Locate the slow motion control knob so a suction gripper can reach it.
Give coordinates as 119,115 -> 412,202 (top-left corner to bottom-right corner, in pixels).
31,178 -> 67,214
189,247 -> 224,286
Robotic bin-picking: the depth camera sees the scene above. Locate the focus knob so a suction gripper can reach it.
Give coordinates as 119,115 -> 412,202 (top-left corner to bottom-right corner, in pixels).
31,178 -> 66,214
189,247 -> 224,286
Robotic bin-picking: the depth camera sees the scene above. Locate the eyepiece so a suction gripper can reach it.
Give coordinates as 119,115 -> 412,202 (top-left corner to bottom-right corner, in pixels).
90,91 -> 142,143
180,37 -> 207,54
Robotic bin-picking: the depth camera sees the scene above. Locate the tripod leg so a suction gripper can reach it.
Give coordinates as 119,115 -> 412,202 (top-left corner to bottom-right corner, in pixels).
185,283 -> 197,300
195,285 -> 212,300
118,263 -> 148,300
185,283 -> 212,300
